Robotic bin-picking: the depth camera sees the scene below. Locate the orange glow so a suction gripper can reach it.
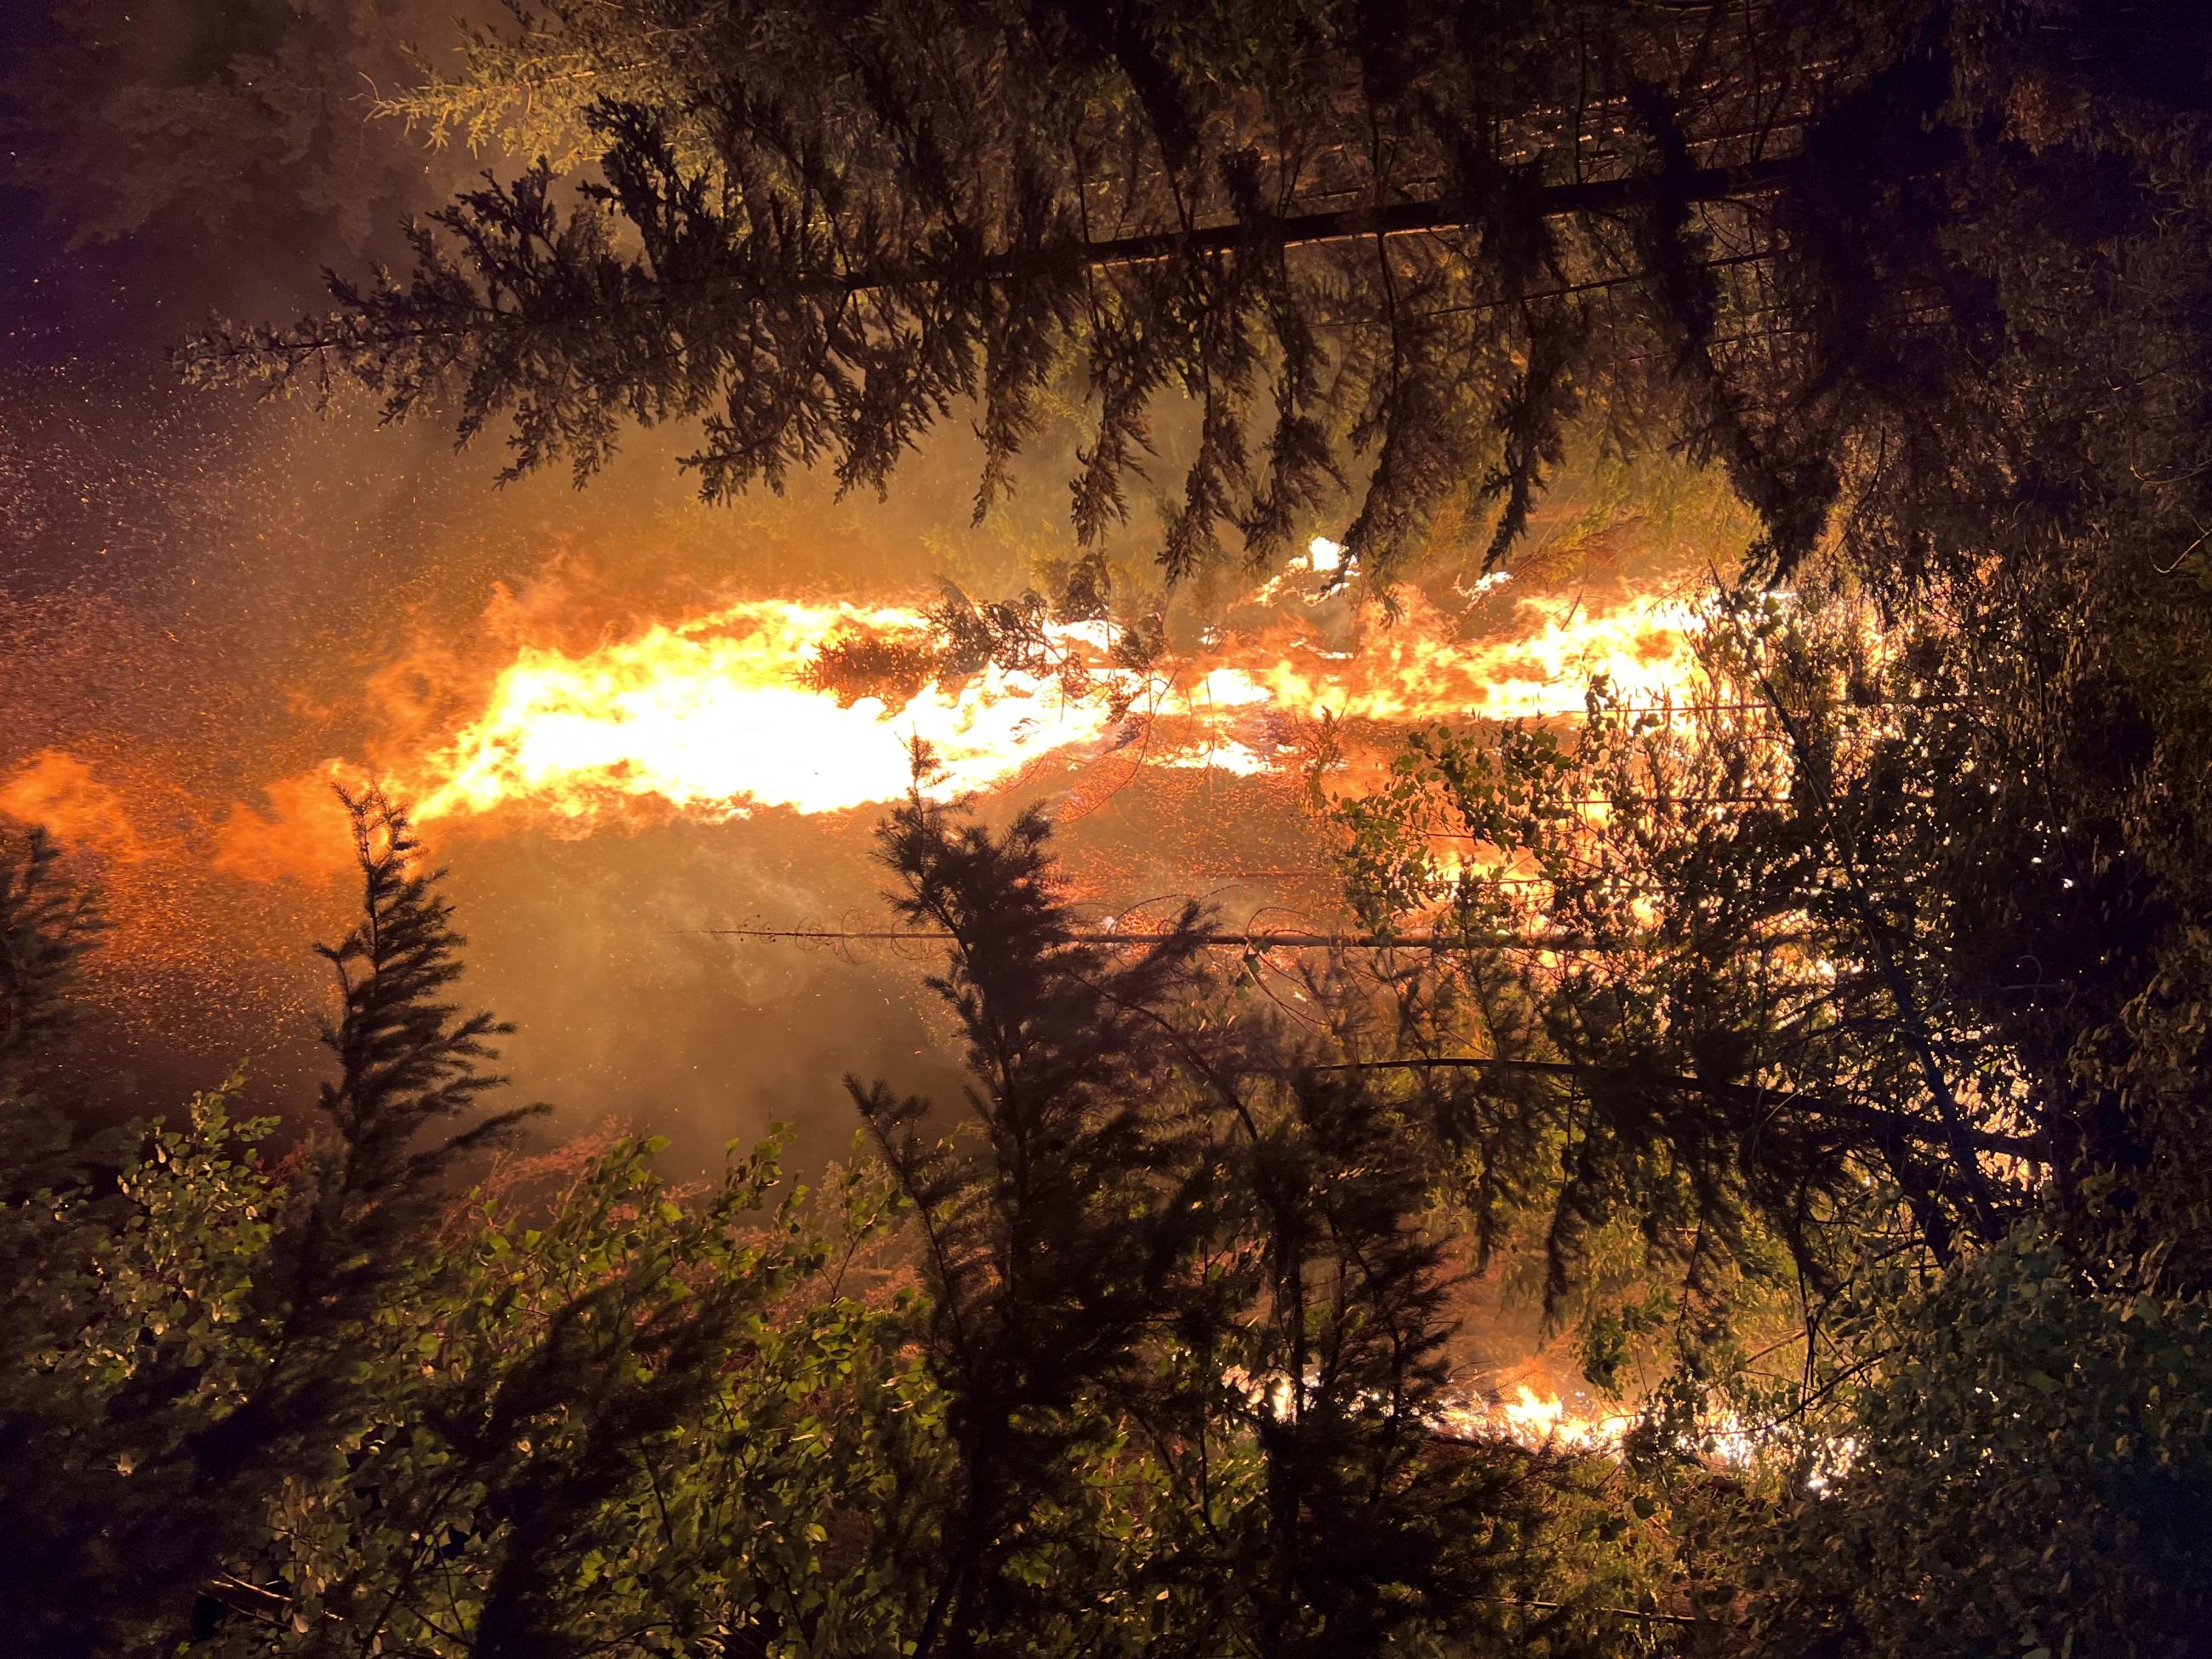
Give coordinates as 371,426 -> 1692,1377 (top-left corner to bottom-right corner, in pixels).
213,764 -> 363,886
0,750 -> 145,862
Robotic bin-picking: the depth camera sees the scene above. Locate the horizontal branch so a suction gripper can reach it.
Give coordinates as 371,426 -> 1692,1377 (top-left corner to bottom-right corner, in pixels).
209,156 -> 1803,361
686,925 -> 1789,955
1314,1055 -> 2044,1159
1073,154 -> 1799,271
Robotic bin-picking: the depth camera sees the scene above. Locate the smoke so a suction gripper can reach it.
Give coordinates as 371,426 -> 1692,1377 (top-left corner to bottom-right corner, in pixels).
433,815 -> 976,1162
0,751 -> 146,864
0,0 -> 500,354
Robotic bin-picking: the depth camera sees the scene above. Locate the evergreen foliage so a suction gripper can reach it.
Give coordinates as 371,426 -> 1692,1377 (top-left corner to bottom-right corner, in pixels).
852,777 -> 1221,1656
0,767 -> 2208,1652
1322,565 -> 2212,1650
1335,569 -> 2212,1308
0,824 -> 100,1078
0,795 -> 1633,1657
0,790 -> 545,1655
185,1 -> 2212,592
852,767 -> 1580,1656
0,824 -> 106,1186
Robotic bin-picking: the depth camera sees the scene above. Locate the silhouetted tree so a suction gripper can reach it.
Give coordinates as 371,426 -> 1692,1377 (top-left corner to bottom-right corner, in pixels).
0,789 -> 543,1655
852,768 -> 1598,1656
185,1 -> 2212,591
1224,1065 -> 1552,1657
852,774 -> 1220,1656
0,824 -> 105,1183
1335,595 -> 2049,1348
0,827 -> 120,1655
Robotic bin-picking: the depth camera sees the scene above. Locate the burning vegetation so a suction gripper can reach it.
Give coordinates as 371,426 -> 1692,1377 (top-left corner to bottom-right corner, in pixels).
402,562 -> 1703,829
8,0 -> 2212,1655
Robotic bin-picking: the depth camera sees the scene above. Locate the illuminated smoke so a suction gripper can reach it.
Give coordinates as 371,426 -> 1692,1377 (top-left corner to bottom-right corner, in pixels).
0,750 -> 145,863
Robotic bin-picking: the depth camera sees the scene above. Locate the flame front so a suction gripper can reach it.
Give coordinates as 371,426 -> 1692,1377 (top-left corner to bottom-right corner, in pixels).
399,584 -> 1706,830
416,600 -> 1119,822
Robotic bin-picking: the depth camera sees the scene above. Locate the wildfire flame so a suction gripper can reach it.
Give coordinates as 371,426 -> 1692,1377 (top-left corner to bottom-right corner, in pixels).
1434,1383 -> 1803,1474
385,579 -> 1705,833
415,600 -> 1113,823
1438,1384 -> 1635,1454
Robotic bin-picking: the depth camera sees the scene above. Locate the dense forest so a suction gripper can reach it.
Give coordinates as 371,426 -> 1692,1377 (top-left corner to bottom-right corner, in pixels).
8,0 -> 2212,1653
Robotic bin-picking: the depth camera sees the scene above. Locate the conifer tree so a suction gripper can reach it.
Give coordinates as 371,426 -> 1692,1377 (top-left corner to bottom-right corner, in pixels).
0,824 -> 106,1194
852,772 -> 1591,1656
274,787 -> 544,1368
851,769 -> 1220,1656
0,825 -> 99,1086
0,827 -> 119,1656
186,1 -> 2212,594
0,789 -> 543,1654
1228,1066 -> 1545,1657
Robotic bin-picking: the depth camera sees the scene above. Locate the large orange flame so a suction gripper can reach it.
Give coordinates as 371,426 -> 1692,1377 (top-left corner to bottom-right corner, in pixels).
414,599 -> 1116,822
388,580 -> 1705,832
